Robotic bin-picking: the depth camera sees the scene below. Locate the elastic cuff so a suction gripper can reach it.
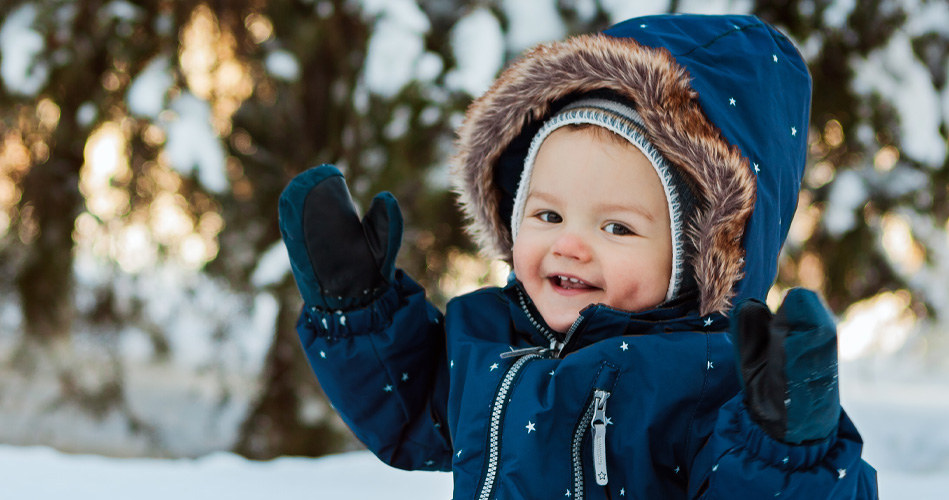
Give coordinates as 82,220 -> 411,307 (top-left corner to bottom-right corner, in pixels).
301,270 -> 423,339
724,398 -> 836,470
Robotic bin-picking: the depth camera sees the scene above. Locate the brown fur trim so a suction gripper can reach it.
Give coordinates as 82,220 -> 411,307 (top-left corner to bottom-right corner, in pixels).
450,34 -> 757,316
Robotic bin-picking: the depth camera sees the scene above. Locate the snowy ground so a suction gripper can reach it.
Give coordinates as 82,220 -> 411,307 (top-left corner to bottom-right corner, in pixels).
2,358 -> 947,499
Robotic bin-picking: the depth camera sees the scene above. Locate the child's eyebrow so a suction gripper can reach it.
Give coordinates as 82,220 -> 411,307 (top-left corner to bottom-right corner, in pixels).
525,190 -> 560,205
594,201 -> 656,223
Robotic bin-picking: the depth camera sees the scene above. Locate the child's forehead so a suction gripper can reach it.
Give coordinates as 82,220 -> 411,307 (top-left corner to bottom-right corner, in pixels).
532,129 -> 661,191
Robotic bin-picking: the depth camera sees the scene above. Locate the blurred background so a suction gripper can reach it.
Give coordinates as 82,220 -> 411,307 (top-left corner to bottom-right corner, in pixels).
0,0 -> 946,482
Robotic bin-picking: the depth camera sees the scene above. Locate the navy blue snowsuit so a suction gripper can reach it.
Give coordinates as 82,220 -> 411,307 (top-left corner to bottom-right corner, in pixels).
290,14 -> 878,500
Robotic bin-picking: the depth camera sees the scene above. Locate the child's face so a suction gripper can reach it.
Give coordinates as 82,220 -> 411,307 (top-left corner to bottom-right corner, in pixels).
512,127 -> 672,332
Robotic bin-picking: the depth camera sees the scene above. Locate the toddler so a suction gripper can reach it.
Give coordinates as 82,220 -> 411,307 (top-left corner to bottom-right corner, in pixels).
279,14 -> 877,499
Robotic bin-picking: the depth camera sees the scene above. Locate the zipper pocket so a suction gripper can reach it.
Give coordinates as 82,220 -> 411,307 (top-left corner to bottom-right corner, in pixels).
590,390 -> 610,486
571,389 -> 611,499
476,353 -> 541,500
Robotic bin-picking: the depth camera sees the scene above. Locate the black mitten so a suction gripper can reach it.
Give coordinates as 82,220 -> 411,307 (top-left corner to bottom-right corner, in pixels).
730,288 -> 841,444
278,164 -> 403,311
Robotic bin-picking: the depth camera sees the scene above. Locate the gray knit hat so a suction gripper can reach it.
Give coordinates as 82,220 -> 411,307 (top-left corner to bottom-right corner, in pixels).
510,95 -> 699,303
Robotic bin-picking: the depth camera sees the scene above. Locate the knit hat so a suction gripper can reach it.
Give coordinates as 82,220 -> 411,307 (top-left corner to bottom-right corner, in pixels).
510,94 -> 700,303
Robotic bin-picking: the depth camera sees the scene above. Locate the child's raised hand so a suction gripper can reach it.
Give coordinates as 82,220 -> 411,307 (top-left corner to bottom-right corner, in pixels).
730,288 -> 841,444
278,164 -> 403,311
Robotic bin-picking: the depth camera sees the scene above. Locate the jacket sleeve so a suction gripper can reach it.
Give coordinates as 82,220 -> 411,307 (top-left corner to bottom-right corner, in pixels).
295,269 -> 453,471
688,396 -> 878,499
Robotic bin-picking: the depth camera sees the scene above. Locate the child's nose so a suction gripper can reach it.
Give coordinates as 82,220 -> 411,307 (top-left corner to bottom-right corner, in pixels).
550,230 -> 592,262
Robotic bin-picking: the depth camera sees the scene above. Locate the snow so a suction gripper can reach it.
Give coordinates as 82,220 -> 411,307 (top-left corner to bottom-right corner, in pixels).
823,0 -> 855,28
823,169 -> 867,236
76,101 -> 98,128
502,0 -> 566,52
0,4 -> 50,96
851,32 -> 947,168
601,0 -> 670,24
360,0 -> 430,98
0,358 -> 946,498
675,0 -> 752,16
127,56 -> 174,118
384,105 -> 413,139
0,447 -> 453,499
903,0 -> 949,37
250,242 -> 291,288
445,9 -> 505,97
162,92 -> 229,193
265,49 -> 300,82
103,0 -> 145,22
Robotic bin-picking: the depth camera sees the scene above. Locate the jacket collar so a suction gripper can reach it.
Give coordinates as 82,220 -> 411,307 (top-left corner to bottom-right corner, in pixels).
502,277 -> 727,357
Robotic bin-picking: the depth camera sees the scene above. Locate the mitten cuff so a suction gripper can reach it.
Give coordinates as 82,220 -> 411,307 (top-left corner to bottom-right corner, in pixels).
726,398 -> 837,469
300,270 -> 421,340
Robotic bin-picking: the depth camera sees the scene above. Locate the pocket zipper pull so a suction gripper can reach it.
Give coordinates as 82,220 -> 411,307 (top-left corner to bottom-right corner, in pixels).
591,390 -> 610,486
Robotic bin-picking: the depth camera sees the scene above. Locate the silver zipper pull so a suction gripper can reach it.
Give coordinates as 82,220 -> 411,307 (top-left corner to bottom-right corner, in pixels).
549,338 -> 565,357
591,390 -> 610,486
500,346 -> 548,359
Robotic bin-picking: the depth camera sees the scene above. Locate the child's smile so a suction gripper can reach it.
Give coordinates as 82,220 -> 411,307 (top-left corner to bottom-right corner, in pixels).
513,126 -> 673,332
550,274 -> 598,292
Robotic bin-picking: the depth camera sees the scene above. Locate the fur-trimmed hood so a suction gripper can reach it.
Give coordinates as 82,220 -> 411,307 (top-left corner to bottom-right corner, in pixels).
451,14 -> 812,316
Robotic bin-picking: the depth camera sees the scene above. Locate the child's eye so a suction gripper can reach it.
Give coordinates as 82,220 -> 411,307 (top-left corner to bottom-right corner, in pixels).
603,222 -> 634,236
537,211 -> 562,223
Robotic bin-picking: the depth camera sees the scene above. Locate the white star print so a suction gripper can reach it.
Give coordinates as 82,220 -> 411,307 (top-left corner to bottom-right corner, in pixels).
457,449 -> 463,457
450,360 -> 454,368
425,459 -> 434,466
384,384 -> 393,392
791,126 -> 797,136
640,24 -> 647,28
773,54 -> 778,62
321,318 -> 328,329
490,363 -> 499,371
526,421 -> 536,433
565,489 -> 571,497
704,317 -> 713,327
339,315 -> 346,326
838,468 -> 847,479
729,97 -> 736,106
402,372 -> 409,382
620,488 -> 625,496
605,416 -> 613,425
319,351 -> 326,358
674,466 -> 680,474
620,342 -> 629,351
549,370 -> 555,376
754,162 -> 760,174
707,361 -> 714,370
783,456 -> 789,464
712,464 -> 719,471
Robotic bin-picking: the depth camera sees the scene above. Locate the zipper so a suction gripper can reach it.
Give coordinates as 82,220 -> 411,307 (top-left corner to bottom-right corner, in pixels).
590,390 -> 610,486
516,288 -> 562,352
516,288 -> 586,359
559,315 -> 585,358
476,353 -> 541,500
499,345 -> 548,359
571,389 -> 611,499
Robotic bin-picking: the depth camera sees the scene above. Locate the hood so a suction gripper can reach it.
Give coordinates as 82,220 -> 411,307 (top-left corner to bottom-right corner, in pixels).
451,14 -> 811,316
